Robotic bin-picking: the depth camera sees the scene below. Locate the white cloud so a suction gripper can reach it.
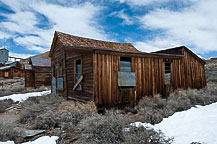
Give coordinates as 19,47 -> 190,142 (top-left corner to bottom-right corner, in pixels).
1,11 -> 37,34
110,10 -> 134,25
0,0 -> 109,53
9,52 -> 33,59
0,31 -> 12,39
137,0 -> 217,54
134,38 -> 182,52
117,0 -> 170,6
32,2 -> 107,40
116,0 -> 199,7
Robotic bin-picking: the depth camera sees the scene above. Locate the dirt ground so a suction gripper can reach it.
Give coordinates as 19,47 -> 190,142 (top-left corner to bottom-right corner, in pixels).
0,77 -> 25,91
0,112 -> 20,125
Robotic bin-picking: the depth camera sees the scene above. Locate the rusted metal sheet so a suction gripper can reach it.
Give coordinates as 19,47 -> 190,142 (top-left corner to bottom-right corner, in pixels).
31,57 -> 51,67
118,72 -> 136,86
57,77 -> 64,89
52,77 -> 56,93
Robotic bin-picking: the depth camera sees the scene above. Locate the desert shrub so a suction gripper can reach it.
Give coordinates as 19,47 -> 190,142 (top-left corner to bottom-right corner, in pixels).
34,101 -> 96,130
0,90 -> 14,97
0,123 -> 21,141
0,99 -> 14,113
124,126 -> 173,144
75,112 -> 128,144
34,110 -> 86,130
19,94 -> 63,124
75,111 -> 173,144
34,110 -> 59,129
136,82 -> 217,124
205,62 -> 217,83
10,86 -> 25,93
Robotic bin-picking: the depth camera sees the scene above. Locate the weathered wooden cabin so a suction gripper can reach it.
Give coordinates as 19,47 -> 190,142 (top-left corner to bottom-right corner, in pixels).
49,31 -> 206,106
25,57 -> 51,88
153,46 -> 206,90
0,61 -> 24,78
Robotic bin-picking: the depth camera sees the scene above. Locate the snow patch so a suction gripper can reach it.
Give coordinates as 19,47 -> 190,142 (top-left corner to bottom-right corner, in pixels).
0,136 -> 59,144
132,103 -> 217,144
0,141 -> 15,144
0,90 -> 51,102
22,136 -> 59,144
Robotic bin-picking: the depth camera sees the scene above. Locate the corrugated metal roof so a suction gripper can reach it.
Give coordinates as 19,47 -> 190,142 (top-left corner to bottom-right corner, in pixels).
31,57 -> 51,67
0,62 -> 16,70
5,61 -> 16,65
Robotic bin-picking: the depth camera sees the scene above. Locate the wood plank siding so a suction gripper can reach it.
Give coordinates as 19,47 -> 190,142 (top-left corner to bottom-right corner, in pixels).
51,38 -> 66,97
65,49 -> 94,101
25,70 -> 35,87
49,31 -> 207,107
94,51 -> 177,106
34,67 -> 51,88
154,47 -> 206,90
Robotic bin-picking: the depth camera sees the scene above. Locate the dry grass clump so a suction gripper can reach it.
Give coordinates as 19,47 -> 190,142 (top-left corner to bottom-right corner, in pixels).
0,99 -> 15,113
0,123 -> 22,141
19,94 -> 97,132
19,94 -> 63,124
136,82 -> 217,124
124,126 -> 173,144
75,111 -> 127,144
205,61 -> 217,83
74,111 -> 173,144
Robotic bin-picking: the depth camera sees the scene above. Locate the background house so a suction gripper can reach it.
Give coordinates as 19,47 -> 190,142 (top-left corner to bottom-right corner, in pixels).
25,52 -> 51,89
0,61 -> 24,78
49,31 -> 206,106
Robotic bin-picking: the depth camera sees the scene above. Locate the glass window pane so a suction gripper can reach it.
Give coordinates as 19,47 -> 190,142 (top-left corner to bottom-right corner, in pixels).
120,57 -> 132,72
76,59 -> 81,73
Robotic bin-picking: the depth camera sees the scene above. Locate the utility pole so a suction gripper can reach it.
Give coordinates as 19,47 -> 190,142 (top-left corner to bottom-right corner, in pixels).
4,35 -> 5,49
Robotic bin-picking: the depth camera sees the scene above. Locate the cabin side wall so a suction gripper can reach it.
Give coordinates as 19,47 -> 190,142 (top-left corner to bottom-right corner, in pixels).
51,40 -> 66,97
171,50 -> 206,90
25,70 -> 35,88
94,52 -> 165,106
11,68 -> 24,78
34,67 -> 51,88
65,49 -> 94,101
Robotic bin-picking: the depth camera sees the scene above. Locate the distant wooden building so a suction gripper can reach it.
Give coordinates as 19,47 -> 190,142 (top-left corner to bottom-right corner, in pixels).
49,31 -> 206,106
0,61 -> 24,78
210,57 -> 217,61
25,57 -> 51,88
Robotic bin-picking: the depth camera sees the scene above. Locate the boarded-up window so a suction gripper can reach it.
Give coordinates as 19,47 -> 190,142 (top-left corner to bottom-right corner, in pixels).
57,77 -> 64,89
164,59 -> 171,85
120,57 -> 132,72
74,59 -> 82,91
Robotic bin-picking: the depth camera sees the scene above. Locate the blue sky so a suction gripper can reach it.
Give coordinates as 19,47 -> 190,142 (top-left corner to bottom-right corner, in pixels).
0,0 -> 217,59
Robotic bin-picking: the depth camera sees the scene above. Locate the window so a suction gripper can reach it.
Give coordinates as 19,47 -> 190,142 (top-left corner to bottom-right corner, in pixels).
75,59 -> 82,91
120,57 -> 132,72
118,57 -> 136,87
164,59 -> 172,85
59,62 -> 63,76
53,65 -> 56,77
